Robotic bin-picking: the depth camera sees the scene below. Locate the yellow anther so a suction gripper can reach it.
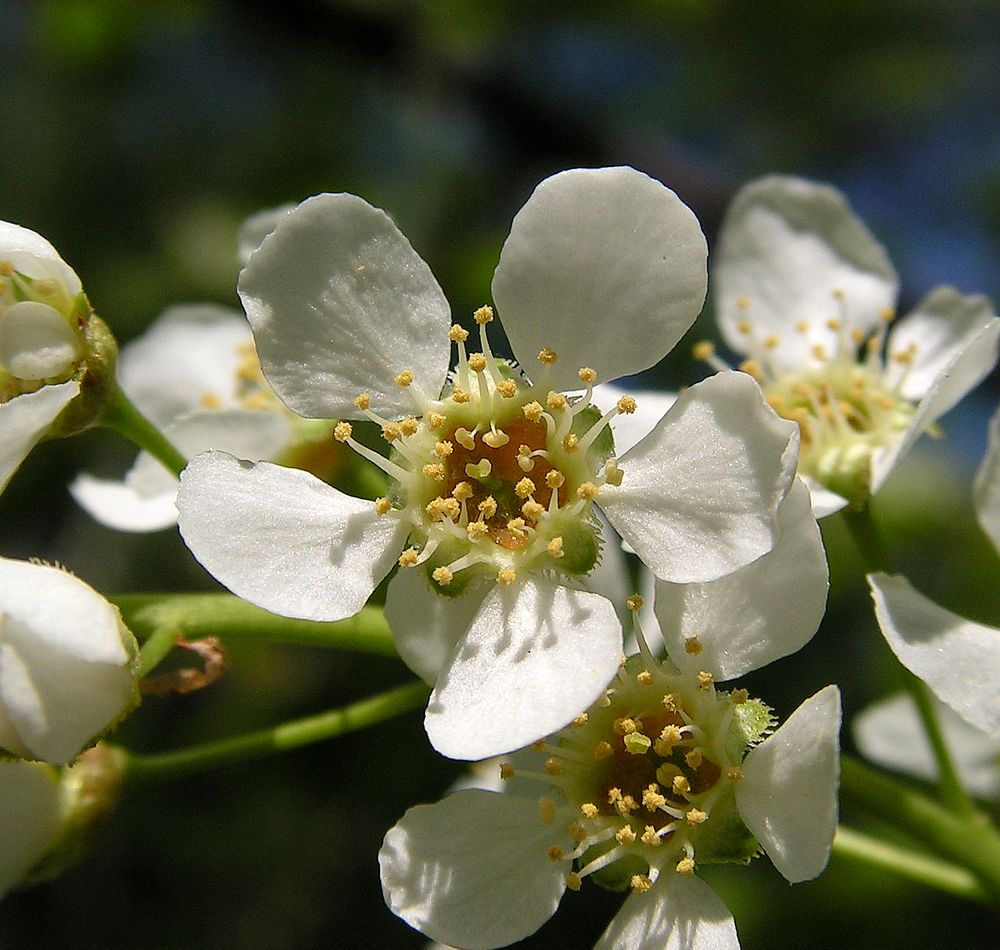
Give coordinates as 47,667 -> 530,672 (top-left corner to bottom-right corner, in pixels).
631,874 -> 653,893
738,358 -> 763,380
451,387 -> 471,404
538,347 -> 558,364
353,392 -> 371,410
473,305 -> 494,325
200,392 -> 222,410
892,348 -> 916,365
763,334 -> 780,349
569,822 -> 588,843
448,324 -> 469,342
880,307 -> 896,322
478,495 -> 498,519
539,797 -> 557,824
687,808 -> 707,826
684,636 -> 703,656
626,594 -> 644,612
427,411 -> 447,429
434,440 -> 453,459
398,548 -> 420,568
636,670 -> 654,686
562,433 -> 579,453
832,288 -> 845,300
698,671 -> 714,691
547,537 -> 564,558
497,567 -> 517,586
642,785 -> 667,812
545,469 -> 565,489
604,459 -> 624,486
594,741 -> 614,760
662,693 -> 679,712
499,763 -> 515,780
850,328 -> 866,344
374,497 -> 392,516
432,566 -> 454,587
577,482 -> 598,500
736,319 -> 752,334
546,391 -> 568,411
826,318 -> 842,331
572,713 -> 589,727
578,367 -> 597,384
641,827 -> 661,846
497,378 -> 518,398
468,352 -> 487,373
422,463 -> 446,481
394,370 -> 413,387
727,767 -> 744,782
451,481 -> 473,501
400,417 -> 419,436
334,421 -> 353,442
544,757 -> 563,776
382,422 -> 402,442
566,872 -> 582,892
811,344 -> 829,361
515,477 -> 536,499
616,826 -> 637,845
482,428 -> 510,448
522,401 -> 544,422
616,395 -> 637,414
675,857 -> 696,876
614,717 -> 639,736
505,517 -> 527,538
0,261 -> 13,276
685,748 -> 704,769
581,802 -> 599,819
467,521 -> 489,539
730,688 -> 749,705
736,297 -> 751,311
692,340 -> 715,361
547,845 -> 563,861
672,775 -> 690,795
660,724 -> 683,746
522,500 -> 544,521
795,320 -> 810,334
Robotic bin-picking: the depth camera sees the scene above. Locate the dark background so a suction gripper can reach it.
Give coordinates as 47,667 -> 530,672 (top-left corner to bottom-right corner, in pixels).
2,1 -> 999,947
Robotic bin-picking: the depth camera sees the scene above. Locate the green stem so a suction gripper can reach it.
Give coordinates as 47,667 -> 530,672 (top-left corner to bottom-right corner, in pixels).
101,383 -> 187,477
840,502 -> 892,573
840,756 -> 1000,900
833,825 -> 990,904
124,680 -> 430,786
114,593 -> 398,657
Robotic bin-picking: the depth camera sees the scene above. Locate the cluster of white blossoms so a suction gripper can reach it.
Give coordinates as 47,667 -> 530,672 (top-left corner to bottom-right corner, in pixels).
698,176 -> 1000,516
176,166 -> 801,759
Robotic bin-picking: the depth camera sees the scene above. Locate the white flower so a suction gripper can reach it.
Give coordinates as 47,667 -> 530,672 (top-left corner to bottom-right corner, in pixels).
704,175 -> 1000,516
0,759 -> 64,899
853,693 -> 999,800
70,304 -> 313,532
177,166 -> 801,759
868,404 -> 1000,741
0,557 -> 139,764
379,529 -> 837,949
0,222 -> 93,493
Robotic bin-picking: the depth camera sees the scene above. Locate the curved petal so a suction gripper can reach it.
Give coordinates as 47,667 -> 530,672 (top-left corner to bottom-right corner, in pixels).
177,452 -> 408,621
594,382 -> 677,459
871,311 -> 1000,495
0,380 -> 79,493
0,221 -> 82,297
737,685 -> 841,883
237,203 -> 295,265
0,760 -> 63,899
595,872 -> 739,950
117,305 -> 253,425
885,287 -> 999,401
599,372 -> 798,584
654,479 -> 827,679
425,577 -> 623,759
492,167 -> 707,390
379,790 -> 568,950
869,573 -> 1000,737
714,176 -> 897,373
385,569 -> 490,685
974,405 -> 1000,554
802,474 -> 849,519
853,692 -> 1000,800
238,193 -> 452,420
69,473 -> 180,533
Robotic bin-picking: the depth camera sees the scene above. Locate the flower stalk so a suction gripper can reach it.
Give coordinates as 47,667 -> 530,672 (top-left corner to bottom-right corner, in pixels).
101,382 -> 187,478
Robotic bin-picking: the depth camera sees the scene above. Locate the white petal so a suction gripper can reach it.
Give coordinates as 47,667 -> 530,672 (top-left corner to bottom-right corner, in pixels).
0,760 -> 63,899
599,372 -> 798,583
379,790 -> 567,950
737,684 -> 841,883
595,872 -> 739,950
869,573 -> 1000,737
238,193 -> 451,420
0,221 -> 82,298
177,451 -> 408,621
237,203 -> 296,265
492,167 -> 707,389
654,479 -> 827,679
117,304 -> 254,426
802,474 -> 849,519
0,301 -> 83,380
0,557 -> 137,763
714,176 -> 897,373
70,473 -> 180,532
385,569 -> 490,685
871,313 -> 1000,494
853,692 -> 1000,800
0,380 -> 79,493
974,405 -> 1000,554
593,382 -> 677,459
886,287 -> 999,400
425,578 -> 623,759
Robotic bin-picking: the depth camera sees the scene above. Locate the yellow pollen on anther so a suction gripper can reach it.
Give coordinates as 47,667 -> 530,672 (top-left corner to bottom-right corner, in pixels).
698,671 -> 714,691
594,741 -> 614,760
581,802 -> 599,819
676,857 -> 696,876
452,481 -> 473,501
562,433 -> 579,453
578,367 -> 597,384
573,713 -> 589,727
795,320 -> 810,334
616,395 -> 637,414
672,775 -> 690,795
850,328 -> 866,344
662,693 -> 679,712
474,305 -> 494,325
515,477 -> 536,498
547,391 -> 568,411
468,353 -> 487,373
692,340 -> 715,361
636,670 -> 654,686
567,872 -> 582,891
641,826 -> 661,846
451,387 -> 471,404
400,417 -> 419,436
731,688 -> 749,705
684,637 -> 703,656
577,482 -> 598,500
422,463 -> 446,480
626,594 -> 644,612
448,324 -> 469,342
432,566 -> 453,586
826,318 -> 842,331
604,459 -> 624,486
738,359 -> 764,380
497,567 -> 517,586
200,392 -> 222,409
547,846 -> 563,861
506,517 -> 527,538
614,717 -> 639,736
522,500 -> 544,520
642,785 -> 667,811
811,344 -> 828,361
428,411 -> 447,429
545,470 -> 565,489
685,748 -> 704,769
522,401 -> 544,422
398,548 -> 420,567
353,392 -> 371,410
569,822 -> 588,842
631,874 -> 653,893
500,763 -> 515,780
764,334 -> 780,349
544,757 -> 563,776
728,767 -> 744,782
467,521 -> 489,539
0,261 -> 13,276
434,441 -> 453,459
394,370 -> 413,387
478,495 -> 498,519
547,537 -> 564,558
736,297 -> 751,311
736,319 -> 752,334
334,422 -> 353,442
616,826 -> 637,845
538,347 -> 558,364
382,422 -> 402,442
539,797 -> 557,824
497,379 -> 518,398
374,497 -> 392,516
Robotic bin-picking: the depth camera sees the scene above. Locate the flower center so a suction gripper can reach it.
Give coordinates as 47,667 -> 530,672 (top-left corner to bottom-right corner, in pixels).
334,305 -> 635,593
500,640 -> 771,895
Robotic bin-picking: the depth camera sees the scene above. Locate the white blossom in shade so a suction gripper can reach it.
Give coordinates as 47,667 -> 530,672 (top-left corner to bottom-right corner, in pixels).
71,304 -> 343,532
0,222 -> 91,493
178,167 -> 802,759
700,175 -> 1000,517
853,692 -> 1000,800
379,593 -> 840,950
973,404 -> 1000,552
0,759 -> 63,899
0,557 -> 139,764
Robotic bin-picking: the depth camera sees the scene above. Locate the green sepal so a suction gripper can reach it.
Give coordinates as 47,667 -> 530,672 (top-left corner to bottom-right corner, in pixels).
690,786 -> 761,865
727,697 -> 775,759
555,517 -> 600,576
